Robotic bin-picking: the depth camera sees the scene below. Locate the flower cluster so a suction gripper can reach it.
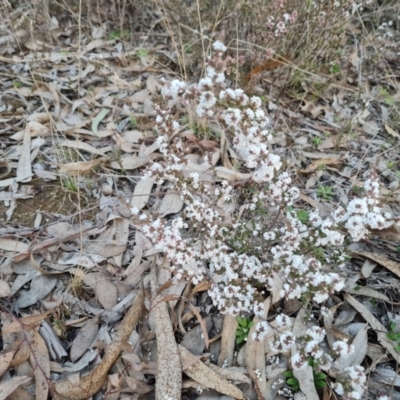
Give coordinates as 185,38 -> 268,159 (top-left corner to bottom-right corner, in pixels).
332,170 -> 397,241
332,365 -> 367,400
134,42 -> 391,399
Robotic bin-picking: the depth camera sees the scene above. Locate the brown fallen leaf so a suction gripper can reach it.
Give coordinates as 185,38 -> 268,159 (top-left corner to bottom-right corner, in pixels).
300,157 -> 342,173
57,159 -> 103,176
150,263 -> 182,400
53,286 -> 144,400
2,310 -> 52,334
179,345 -> 246,399
29,331 -> 50,399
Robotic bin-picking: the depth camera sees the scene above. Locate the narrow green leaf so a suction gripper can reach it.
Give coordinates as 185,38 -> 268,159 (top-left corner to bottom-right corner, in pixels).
92,108 -> 110,137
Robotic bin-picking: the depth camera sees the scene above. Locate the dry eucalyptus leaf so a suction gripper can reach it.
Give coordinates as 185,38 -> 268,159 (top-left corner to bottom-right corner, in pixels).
0,280 -> 10,298
53,286 -> 144,399
344,293 -> 400,363
217,314 -> 237,368
16,275 -> 58,308
179,345 -> 246,399
70,317 -> 100,362
130,176 -> 154,211
82,273 -> 118,310
0,376 -> 33,400
150,263 -> 182,400
29,331 -> 50,400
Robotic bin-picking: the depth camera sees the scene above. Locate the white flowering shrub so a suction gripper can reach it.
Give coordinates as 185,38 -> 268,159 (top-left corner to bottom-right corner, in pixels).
134,41 -> 394,398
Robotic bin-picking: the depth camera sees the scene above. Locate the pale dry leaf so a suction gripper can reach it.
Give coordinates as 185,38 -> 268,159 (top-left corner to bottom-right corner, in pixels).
0,280 -> 10,297
82,273 -> 118,310
385,124 -> 399,138
16,275 -> 58,308
130,177 -> 154,211
29,331 -> 50,399
0,376 -> 33,400
215,166 -> 252,182
158,190 -> 184,217
111,154 -> 150,170
150,263 -> 181,400
292,308 -> 319,400
70,317 -> 99,362
179,345 -> 245,399
16,125 -> 32,183
344,293 -> 400,363
92,108 -> 110,136
53,286 -> 144,399
207,364 -> 251,384
0,239 -> 30,253
330,324 -> 368,375
58,140 -> 108,155
245,297 -> 271,400
217,314 -> 238,368
113,218 -> 129,267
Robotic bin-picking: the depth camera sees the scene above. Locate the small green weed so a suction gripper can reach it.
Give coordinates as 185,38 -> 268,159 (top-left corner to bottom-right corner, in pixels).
283,358 -> 327,392
13,80 -> 23,88
317,185 -> 334,200
312,137 -> 322,147
109,29 -> 130,40
136,49 -> 150,58
236,316 -> 254,344
296,209 -> 310,224
62,177 -> 78,193
386,321 -> 400,353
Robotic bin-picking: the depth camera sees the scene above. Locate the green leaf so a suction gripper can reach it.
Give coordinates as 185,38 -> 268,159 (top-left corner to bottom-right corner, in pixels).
282,370 -> 294,378
315,380 -> 326,388
92,108 -> 110,137
390,321 -> 397,332
314,373 -> 327,380
387,332 -> 398,340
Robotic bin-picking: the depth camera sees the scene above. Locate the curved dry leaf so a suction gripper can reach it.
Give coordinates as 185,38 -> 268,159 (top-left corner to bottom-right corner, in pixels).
217,314 -> 237,368
113,218 -> 129,267
29,331 -> 50,400
92,108 -> 110,136
150,263 -> 182,400
0,376 -> 33,400
179,345 -> 246,399
58,159 -> 103,176
300,157 -> 341,174
2,310 -> 52,334
352,251 -> 400,279
0,348 -> 17,377
344,293 -> 400,363
70,317 -> 100,362
58,140 -> 108,156
54,285 -> 144,399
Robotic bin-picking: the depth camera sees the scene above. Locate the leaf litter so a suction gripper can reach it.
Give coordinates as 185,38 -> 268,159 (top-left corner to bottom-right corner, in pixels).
0,2 -> 400,400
